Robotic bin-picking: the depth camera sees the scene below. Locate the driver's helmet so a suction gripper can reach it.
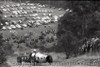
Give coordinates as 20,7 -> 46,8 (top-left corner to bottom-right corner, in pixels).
32,49 -> 37,53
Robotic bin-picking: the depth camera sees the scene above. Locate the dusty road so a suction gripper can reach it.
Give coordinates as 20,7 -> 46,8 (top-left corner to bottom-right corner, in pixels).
6,53 -> 100,67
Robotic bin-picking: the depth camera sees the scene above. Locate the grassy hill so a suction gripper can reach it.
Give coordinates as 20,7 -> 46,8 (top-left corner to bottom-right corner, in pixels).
0,1 -> 66,56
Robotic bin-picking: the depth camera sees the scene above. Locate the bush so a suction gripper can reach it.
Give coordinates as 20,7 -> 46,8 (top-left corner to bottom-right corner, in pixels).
0,48 -> 6,64
0,34 -> 13,65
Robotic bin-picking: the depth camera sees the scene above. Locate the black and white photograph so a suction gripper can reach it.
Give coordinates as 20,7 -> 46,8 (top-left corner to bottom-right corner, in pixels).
0,0 -> 100,67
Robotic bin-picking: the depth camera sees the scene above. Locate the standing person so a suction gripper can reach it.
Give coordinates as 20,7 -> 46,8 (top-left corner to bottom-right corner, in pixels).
31,49 -> 37,66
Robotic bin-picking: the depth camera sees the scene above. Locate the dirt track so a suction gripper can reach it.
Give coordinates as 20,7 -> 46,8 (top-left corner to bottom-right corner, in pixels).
6,53 -> 100,67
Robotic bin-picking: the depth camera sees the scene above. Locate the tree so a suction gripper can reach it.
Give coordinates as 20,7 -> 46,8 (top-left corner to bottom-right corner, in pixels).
57,1 -> 100,58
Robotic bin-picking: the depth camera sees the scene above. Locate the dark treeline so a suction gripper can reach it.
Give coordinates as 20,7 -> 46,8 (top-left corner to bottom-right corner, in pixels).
57,1 -> 100,59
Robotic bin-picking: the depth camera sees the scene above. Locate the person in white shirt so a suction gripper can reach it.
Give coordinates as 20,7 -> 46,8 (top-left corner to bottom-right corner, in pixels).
30,49 -> 37,65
